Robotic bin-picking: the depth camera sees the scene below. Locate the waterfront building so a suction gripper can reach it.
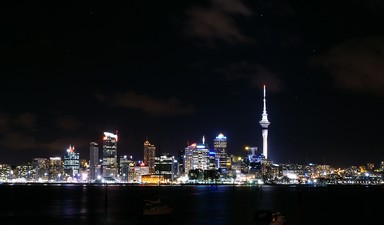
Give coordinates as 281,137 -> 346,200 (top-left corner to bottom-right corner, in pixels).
32,158 -> 48,181
213,133 -> 230,170
134,162 -> 150,183
102,131 -> 118,178
183,136 -> 211,175
229,154 -> 247,173
64,146 -> 79,180
127,160 -> 136,182
183,143 -> 195,175
0,164 -> 11,181
89,142 -> 99,181
15,163 -> 34,181
208,150 -> 216,171
119,155 -> 132,182
143,139 -> 156,174
177,148 -> 185,174
244,146 -> 265,182
154,153 -> 178,181
49,157 -> 64,181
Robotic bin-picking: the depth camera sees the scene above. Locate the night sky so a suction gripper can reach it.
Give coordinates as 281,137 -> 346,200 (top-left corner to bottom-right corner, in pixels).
1,1 -> 384,168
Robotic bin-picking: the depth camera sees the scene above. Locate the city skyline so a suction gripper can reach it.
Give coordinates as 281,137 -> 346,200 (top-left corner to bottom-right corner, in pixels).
1,1 -> 384,167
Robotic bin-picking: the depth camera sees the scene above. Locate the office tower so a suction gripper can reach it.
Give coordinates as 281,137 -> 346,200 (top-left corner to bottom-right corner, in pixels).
154,153 -> 177,181
49,157 -> 63,181
194,136 -> 210,172
259,85 -> 270,159
15,164 -> 35,181
64,145 -> 80,179
213,133 -> 229,170
89,142 -> 99,181
102,131 -> 118,178
183,143 -> 195,175
245,146 -> 263,174
144,139 -> 156,174
119,155 -> 131,182
32,158 -> 47,180
0,164 -> 11,180
184,136 -> 210,175
177,148 -> 185,174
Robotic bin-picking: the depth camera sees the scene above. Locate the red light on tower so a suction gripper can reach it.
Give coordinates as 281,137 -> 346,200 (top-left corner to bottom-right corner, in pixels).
66,145 -> 74,153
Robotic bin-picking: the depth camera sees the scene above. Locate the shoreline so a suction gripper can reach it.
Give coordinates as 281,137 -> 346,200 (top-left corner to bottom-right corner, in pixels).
0,181 -> 382,187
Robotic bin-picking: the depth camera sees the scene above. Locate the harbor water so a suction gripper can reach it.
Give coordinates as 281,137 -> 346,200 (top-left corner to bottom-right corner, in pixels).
0,183 -> 382,225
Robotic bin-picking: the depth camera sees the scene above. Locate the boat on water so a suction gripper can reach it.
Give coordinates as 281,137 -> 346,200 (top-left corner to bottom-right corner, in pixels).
253,210 -> 286,225
141,198 -> 173,216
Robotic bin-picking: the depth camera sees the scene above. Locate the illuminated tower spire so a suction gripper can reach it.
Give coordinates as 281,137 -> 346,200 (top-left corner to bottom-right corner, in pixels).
259,84 -> 270,159
202,135 -> 205,145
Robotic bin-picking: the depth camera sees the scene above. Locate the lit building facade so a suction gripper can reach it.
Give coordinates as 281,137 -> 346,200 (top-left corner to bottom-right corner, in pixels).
213,133 -> 229,169
64,145 -> 80,179
245,146 -> 264,175
89,142 -> 99,181
144,139 -> 156,174
0,164 -> 11,181
102,131 -> 118,178
183,136 -> 210,175
119,155 -> 132,182
48,157 -> 64,181
32,158 -> 48,181
154,153 -> 178,181
15,163 -> 35,181
183,143 -> 195,175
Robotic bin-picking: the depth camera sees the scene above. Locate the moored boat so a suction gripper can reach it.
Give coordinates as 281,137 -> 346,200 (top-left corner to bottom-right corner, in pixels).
141,198 -> 173,216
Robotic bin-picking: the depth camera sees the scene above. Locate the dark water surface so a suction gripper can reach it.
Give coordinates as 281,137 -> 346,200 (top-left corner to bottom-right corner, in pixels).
0,184 -> 382,225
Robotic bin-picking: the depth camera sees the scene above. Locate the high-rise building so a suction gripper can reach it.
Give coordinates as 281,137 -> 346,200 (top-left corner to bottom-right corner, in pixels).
259,85 -> 270,159
183,143 -> 195,175
177,148 -> 185,174
0,164 -> 11,181
184,136 -> 210,175
64,145 -> 80,179
89,142 -> 99,181
119,155 -> 132,182
144,139 -> 156,174
154,153 -> 177,181
49,157 -> 64,181
32,158 -> 47,180
245,146 -> 263,174
213,133 -> 229,169
102,131 -> 118,178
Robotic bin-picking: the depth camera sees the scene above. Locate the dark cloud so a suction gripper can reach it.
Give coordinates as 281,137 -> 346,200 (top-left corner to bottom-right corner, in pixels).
14,112 -> 37,130
55,116 -> 82,131
210,0 -> 253,15
100,91 -> 197,116
184,0 -> 253,46
310,36 -> 384,94
0,111 -> 83,158
0,112 -> 11,132
0,132 -> 38,151
0,112 -> 37,154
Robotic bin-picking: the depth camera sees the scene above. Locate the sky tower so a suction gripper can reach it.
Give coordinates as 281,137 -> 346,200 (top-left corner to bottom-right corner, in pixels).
259,85 -> 270,159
